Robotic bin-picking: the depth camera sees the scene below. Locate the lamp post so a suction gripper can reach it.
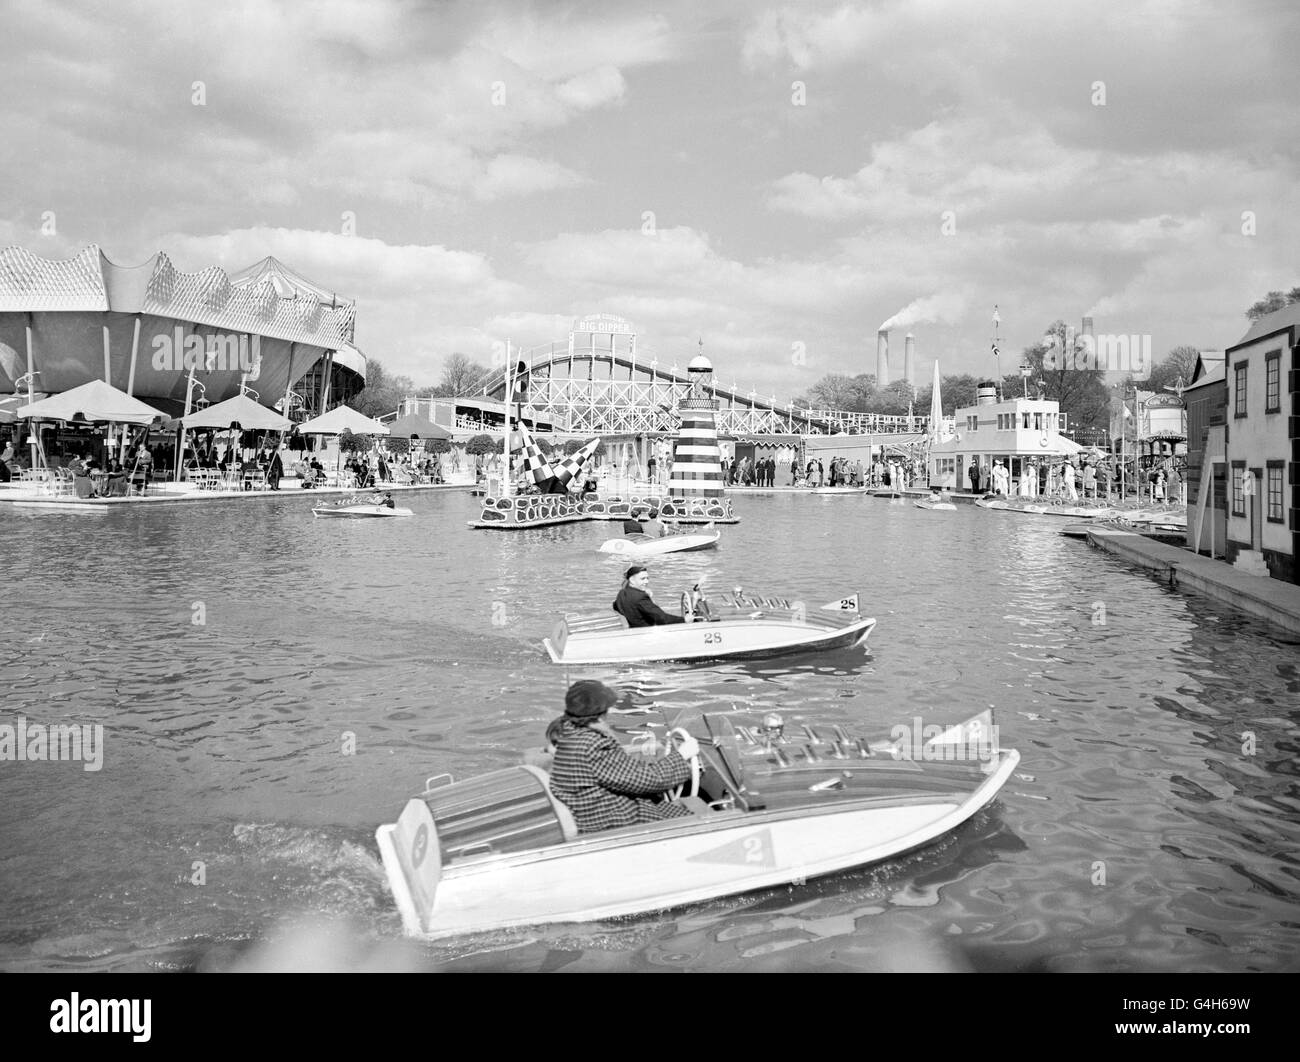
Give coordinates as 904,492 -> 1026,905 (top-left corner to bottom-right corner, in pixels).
175,373 -> 207,482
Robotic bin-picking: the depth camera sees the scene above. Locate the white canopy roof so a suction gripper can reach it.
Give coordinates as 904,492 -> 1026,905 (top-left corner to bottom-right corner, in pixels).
182,393 -> 291,430
296,405 -> 389,436
17,379 -> 166,424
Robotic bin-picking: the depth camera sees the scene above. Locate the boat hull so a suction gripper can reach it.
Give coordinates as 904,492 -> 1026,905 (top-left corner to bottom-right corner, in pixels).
376,748 -> 1019,939
544,614 -> 875,664
914,500 -> 956,510
313,504 -> 413,518
598,531 -> 720,556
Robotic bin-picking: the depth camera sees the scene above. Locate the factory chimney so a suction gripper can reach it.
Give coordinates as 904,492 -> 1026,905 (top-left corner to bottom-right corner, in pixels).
904,333 -> 916,388
876,330 -> 889,387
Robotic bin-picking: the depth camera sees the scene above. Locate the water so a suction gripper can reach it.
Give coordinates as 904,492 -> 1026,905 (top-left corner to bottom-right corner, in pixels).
2,491 -> 1298,972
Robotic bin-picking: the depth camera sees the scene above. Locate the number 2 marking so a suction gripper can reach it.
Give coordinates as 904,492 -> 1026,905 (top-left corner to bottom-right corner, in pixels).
743,837 -> 763,863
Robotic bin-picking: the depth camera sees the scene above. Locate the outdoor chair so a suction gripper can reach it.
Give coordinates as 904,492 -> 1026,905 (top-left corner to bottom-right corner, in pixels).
72,475 -> 95,499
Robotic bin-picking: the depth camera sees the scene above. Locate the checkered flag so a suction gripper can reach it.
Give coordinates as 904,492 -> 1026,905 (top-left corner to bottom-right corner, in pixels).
515,422 -> 557,487
553,437 -> 599,488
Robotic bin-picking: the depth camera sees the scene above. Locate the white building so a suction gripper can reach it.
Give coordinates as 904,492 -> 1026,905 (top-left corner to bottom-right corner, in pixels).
1219,303 -> 1298,582
928,384 -> 1083,492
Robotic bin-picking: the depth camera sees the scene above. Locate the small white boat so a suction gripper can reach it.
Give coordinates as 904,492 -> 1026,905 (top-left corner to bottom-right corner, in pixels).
975,498 -> 1116,519
544,591 -> 875,665
867,488 -> 902,498
375,711 -> 1019,940
313,502 -> 414,518
914,497 -> 957,511
810,486 -> 867,495
598,528 -> 720,556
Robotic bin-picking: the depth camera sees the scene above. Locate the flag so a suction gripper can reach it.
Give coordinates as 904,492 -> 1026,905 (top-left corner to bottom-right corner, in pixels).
514,422 -> 557,487
991,342 -> 1000,357
992,306 -> 1001,325
822,593 -> 859,612
553,438 -> 600,489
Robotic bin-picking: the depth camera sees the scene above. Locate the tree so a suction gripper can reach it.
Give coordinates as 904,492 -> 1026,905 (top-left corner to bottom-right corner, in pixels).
865,380 -> 917,415
1245,286 -> 1300,320
795,372 -> 874,411
338,429 -> 373,454
464,433 -> 498,456
349,358 -> 413,419
427,353 -> 491,397
563,437 -> 605,456
1145,345 -> 1201,393
1019,321 -> 1113,434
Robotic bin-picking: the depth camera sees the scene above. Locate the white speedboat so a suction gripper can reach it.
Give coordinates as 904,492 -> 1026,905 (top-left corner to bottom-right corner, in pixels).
375,711 -> 1019,940
598,528 -> 720,557
914,497 -> 957,511
313,502 -> 413,518
810,486 -> 867,495
543,591 -> 875,665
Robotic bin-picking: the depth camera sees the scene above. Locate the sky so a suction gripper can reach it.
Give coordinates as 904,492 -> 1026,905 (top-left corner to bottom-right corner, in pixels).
3,0 -> 1297,400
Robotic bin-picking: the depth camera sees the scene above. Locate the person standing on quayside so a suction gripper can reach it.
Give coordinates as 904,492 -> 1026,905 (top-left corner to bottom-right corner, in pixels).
548,680 -> 698,833
266,445 -> 284,491
613,565 -> 685,627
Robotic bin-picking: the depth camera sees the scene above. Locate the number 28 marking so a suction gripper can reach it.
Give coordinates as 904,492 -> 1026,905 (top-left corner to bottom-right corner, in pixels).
704,632 -> 723,644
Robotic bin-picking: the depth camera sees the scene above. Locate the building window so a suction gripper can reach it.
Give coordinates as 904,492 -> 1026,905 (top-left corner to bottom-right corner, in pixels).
1231,462 -> 1245,516
966,415 -> 979,432
1267,462 -> 1284,522
1022,412 -> 1031,429
1265,352 -> 1280,413
1234,362 -> 1247,418
1059,413 -> 1067,432
1033,412 -> 1042,431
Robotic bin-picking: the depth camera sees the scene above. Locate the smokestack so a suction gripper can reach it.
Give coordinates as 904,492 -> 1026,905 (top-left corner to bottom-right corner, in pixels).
904,333 -> 916,388
1082,316 -> 1094,337
876,330 -> 889,386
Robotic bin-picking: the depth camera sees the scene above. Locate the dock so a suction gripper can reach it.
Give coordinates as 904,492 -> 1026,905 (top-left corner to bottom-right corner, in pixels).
1080,524 -> 1300,637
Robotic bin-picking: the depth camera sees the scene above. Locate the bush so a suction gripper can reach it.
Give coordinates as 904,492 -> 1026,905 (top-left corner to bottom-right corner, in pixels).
465,433 -> 498,456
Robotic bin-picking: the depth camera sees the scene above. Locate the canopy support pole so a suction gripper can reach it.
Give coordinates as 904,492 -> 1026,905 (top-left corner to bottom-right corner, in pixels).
24,316 -> 37,467
121,316 -> 140,465
176,365 -> 195,483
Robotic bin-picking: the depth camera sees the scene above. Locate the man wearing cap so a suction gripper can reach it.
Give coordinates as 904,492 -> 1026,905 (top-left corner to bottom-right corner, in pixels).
613,566 -> 685,627
549,680 -> 699,833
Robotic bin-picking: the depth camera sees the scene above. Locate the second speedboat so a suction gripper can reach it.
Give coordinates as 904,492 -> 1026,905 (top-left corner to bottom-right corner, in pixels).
544,590 -> 875,664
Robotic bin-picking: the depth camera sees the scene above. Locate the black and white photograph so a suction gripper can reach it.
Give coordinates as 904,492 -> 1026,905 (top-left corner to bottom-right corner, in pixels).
1,0 -> 1297,1007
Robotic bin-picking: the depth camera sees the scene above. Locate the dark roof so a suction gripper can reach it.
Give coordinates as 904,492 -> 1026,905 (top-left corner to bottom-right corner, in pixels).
1228,301 -> 1300,351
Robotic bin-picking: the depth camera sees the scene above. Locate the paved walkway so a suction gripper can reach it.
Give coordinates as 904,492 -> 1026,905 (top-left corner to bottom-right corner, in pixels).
1084,525 -> 1300,636
0,478 -> 467,509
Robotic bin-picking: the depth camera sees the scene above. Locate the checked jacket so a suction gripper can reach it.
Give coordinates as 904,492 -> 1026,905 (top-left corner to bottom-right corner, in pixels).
549,720 -> 692,833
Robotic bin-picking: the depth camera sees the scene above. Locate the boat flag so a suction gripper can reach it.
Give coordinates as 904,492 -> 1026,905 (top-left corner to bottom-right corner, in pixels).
821,594 -> 859,612
514,422 -> 558,488
553,437 -> 600,489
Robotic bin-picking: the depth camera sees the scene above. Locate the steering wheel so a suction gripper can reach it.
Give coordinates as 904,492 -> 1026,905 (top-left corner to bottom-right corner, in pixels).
667,726 -> 701,800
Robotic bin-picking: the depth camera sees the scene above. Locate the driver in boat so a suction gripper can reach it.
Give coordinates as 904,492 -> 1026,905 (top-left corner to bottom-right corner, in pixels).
548,680 -> 700,833
613,565 -> 685,627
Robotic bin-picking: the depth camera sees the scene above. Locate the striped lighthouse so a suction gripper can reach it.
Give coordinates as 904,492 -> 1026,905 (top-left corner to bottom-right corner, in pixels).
668,346 -> 725,498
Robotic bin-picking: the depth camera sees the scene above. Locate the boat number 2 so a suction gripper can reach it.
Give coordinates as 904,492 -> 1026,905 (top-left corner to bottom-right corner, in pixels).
704,632 -> 722,644
743,836 -> 764,863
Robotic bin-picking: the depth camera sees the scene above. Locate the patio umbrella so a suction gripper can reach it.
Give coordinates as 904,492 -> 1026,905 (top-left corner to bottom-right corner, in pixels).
182,393 -> 290,486
17,380 -> 165,424
296,405 -> 390,436
17,381 -> 166,476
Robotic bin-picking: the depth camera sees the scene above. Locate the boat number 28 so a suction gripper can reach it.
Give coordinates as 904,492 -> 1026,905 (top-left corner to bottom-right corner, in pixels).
703,632 -> 722,644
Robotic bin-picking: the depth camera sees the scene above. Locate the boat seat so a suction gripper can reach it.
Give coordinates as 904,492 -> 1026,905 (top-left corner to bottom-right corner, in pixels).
421,766 -> 573,858
565,612 -> 629,634
521,765 -> 579,841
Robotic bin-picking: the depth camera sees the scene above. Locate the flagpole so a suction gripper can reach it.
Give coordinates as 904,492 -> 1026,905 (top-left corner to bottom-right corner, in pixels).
502,342 -> 513,499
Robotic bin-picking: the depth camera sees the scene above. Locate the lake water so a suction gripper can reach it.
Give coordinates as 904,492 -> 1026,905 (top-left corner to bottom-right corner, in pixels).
2,490 -> 1298,972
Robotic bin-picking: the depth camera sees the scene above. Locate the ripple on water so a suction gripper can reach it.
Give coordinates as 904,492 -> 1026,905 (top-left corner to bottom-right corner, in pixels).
2,493 -> 1298,971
